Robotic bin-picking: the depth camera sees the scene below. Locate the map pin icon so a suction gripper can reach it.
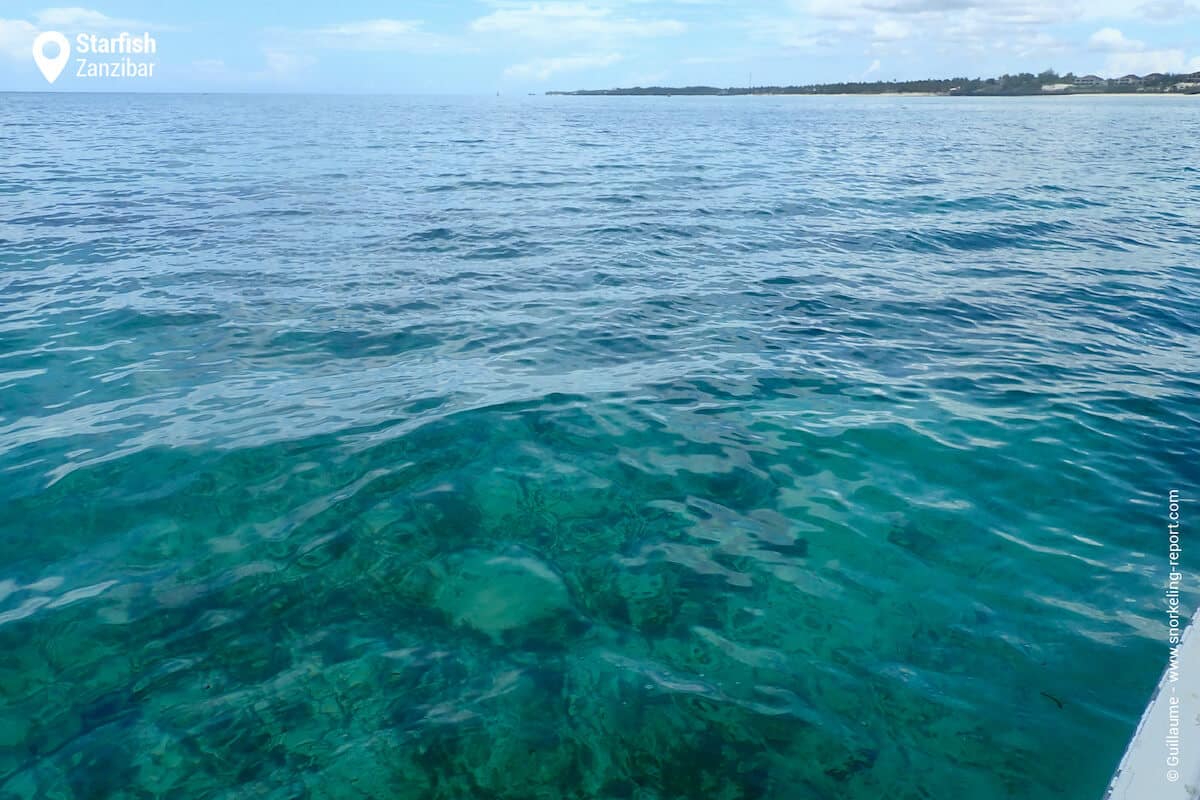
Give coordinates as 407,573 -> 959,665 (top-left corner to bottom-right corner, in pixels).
32,31 -> 70,84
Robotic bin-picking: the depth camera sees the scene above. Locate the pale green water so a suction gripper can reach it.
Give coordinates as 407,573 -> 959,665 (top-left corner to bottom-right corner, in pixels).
0,93 -> 1197,799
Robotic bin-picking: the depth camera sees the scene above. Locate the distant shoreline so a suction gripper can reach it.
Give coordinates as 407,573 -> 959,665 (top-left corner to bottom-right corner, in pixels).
547,72 -> 1200,98
723,91 -> 1192,98
548,90 -> 1199,98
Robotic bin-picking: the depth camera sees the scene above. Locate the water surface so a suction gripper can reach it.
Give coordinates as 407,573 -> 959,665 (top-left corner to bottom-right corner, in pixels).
1,93 -> 1198,799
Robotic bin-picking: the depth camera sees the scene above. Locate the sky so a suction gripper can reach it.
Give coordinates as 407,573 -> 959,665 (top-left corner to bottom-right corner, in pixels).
1,1 -> 1199,93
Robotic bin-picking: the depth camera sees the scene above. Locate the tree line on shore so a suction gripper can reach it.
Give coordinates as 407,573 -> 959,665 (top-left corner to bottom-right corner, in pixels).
548,70 -> 1199,96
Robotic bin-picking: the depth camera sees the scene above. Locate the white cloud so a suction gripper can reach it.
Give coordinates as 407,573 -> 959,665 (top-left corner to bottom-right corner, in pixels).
864,58 -> 882,75
802,0 -> 1188,25
1106,49 -> 1200,73
806,0 -> 1076,25
740,16 -> 839,51
503,51 -> 622,80
1081,0 -> 1177,17
1010,31 -> 1064,57
472,3 -> 685,41
255,48 -> 315,80
0,19 -> 37,60
1086,29 -> 1200,76
741,0 -> 1200,79
754,0 -> 1084,58
872,20 -> 911,41
1,6 -> 171,61
1089,27 -> 1143,51
680,53 -> 745,64
33,7 -> 151,30
186,49 -> 316,84
1137,0 -> 1200,20
303,19 -> 452,51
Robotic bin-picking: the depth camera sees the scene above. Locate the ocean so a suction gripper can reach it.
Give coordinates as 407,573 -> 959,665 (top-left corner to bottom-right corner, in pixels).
0,93 -> 1197,799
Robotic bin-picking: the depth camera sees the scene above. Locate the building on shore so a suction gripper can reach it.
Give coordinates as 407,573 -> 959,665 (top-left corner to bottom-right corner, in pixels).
1074,74 -> 1108,89
1115,74 -> 1143,86
1041,83 -> 1073,93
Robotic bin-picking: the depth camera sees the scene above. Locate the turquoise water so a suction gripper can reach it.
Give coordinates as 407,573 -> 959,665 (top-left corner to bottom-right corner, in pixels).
1,93 -> 1197,799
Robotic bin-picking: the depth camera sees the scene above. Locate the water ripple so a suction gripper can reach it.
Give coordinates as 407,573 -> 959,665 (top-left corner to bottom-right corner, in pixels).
0,93 -> 1197,800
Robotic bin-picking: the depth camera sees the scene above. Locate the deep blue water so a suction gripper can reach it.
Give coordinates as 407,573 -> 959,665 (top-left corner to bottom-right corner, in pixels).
0,93 -> 1198,799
